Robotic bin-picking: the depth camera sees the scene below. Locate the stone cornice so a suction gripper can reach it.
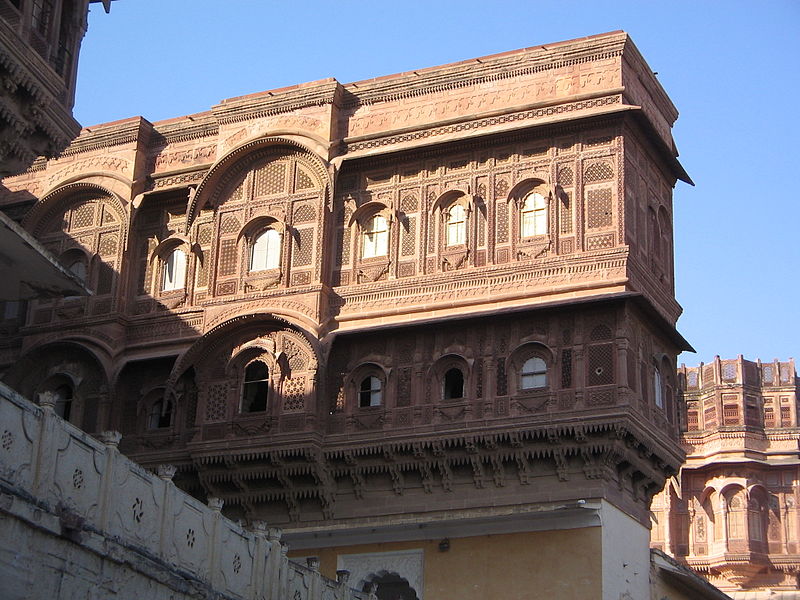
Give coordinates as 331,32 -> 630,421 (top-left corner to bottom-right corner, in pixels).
60,117 -> 153,157
341,93 -> 626,156
342,31 -> 627,107
151,114 -> 219,146
211,79 -> 340,125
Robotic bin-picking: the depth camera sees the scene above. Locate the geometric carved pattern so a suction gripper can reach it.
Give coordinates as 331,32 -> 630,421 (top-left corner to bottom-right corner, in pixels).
722,362 -> 737,382
402,217 -> 416,256
293,204 -> 316,224
98,232 -> 118,255
293,229 -> 314,267
220,214 -> 240,235
560,191 -> 572,234
400,195 -> 418,213
254,162 -> 286,196
586,188 -> 613,229
218,239 -> 238,276
561,349 -> 573,388
284,338 -> 309,371
584,161 -> 613,183
586,233 -> 615,250
558,165 -> 574,186
197,224 -> 213,245
206,383 -> 228,421
588,390 -> 614,406
216,281 -> 236,296
71,202 -> 95,229
587,343 -> 614,386
590,324 -> 613,341
496,201 -> 508,243
295,166 -> 314,190
283,377 -> 305,411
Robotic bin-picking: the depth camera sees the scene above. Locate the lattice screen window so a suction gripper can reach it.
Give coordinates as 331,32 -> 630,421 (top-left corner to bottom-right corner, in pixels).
704,405 -> 717,428
584,161 -> 614,183
560,191 -> 573,234
496,201 -> 509,243
586,188 -> 613,230
401,216 -> 416,256
218,239 -> 238,277
587,343 -> 614,386
723,403 -> 740,426
293,228 -> 314,267
561,349 -> 573,388
254,162 -> 286,196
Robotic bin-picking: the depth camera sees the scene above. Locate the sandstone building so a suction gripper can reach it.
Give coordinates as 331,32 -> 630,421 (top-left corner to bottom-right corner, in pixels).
0,0 -> 112,177
0,31 -> 708,598
652,356 -> 800,599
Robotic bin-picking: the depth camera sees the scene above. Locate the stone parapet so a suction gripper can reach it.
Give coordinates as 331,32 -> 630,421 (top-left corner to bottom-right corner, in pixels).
0,380 -> 366,600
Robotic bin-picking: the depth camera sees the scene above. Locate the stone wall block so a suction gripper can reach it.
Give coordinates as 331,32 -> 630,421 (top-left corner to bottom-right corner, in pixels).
168,491 -> 214,579
105,454 -> 166,547
216,516 -> 257,597
47,411 -> 106,523
0,384 -> 39,492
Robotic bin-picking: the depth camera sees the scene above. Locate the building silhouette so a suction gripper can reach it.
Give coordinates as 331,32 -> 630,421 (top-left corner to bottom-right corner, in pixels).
652,356 -> 800,598
0,30 -> 733,599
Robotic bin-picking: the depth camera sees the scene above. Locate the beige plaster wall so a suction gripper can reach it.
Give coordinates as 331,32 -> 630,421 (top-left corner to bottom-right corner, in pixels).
290,527 -> 602,600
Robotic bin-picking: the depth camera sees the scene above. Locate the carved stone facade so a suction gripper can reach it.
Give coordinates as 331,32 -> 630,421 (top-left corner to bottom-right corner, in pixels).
0,31 -> 699,599
0,0 -> 111,177
653,357 -> 800,598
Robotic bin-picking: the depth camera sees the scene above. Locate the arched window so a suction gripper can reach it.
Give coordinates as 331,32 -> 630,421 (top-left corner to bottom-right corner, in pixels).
446,204 -> 466,246
654,365 -> 664,409
250,229 -> 281,271
520,357 -> 547,390
359,376 -> 382,407
162,248 -> 187,291
53,384 -> 73,421
727,490 -> 746,540
362,214 -> 389,259
147,397 -> 173,429
520,192 -> 547,237
241,361 -> 269,413
67,257 -> 87,282
443,368 -> 464,400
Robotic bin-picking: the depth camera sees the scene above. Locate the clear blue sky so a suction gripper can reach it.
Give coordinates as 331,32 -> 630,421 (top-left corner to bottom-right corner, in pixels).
74,1 -> 799,367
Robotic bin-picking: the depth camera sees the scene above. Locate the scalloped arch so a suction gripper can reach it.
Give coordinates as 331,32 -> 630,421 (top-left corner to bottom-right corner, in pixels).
506,176 -> 551,204
166,312 -> 320,390
186,137 -> 332,231
23,181 -> 128,237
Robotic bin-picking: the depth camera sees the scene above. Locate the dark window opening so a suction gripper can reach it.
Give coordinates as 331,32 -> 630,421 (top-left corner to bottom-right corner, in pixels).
242,361 -> 268,413
443,368 -> 464,400
359,376 -> 382,407
363,572 -> 419,600
54,384 -> 72,421
148,398 -> 173,429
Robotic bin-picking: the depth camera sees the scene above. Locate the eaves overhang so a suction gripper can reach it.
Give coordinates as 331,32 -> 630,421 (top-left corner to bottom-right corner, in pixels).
0,211 -> 89,300
327,290 -> 694,353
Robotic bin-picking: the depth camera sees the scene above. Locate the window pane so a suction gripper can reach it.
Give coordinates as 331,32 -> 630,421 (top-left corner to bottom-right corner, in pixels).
242,361 -> 269,413
163,249 -> 187,291
446,205 -> 466,246
360,376 -> 382,407
654,368 -> 663,408
443,368 -> 464,399
521,357 -> 547,389
68,259 -> 87,282
363,216 -> 388,258
251,229 -> 281,271
521,193 -> 547,237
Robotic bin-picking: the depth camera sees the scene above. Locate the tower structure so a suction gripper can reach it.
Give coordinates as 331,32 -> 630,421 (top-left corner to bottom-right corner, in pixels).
652,356 -> 800,598
0,31 -> 694,598
0,0 -> 112,177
